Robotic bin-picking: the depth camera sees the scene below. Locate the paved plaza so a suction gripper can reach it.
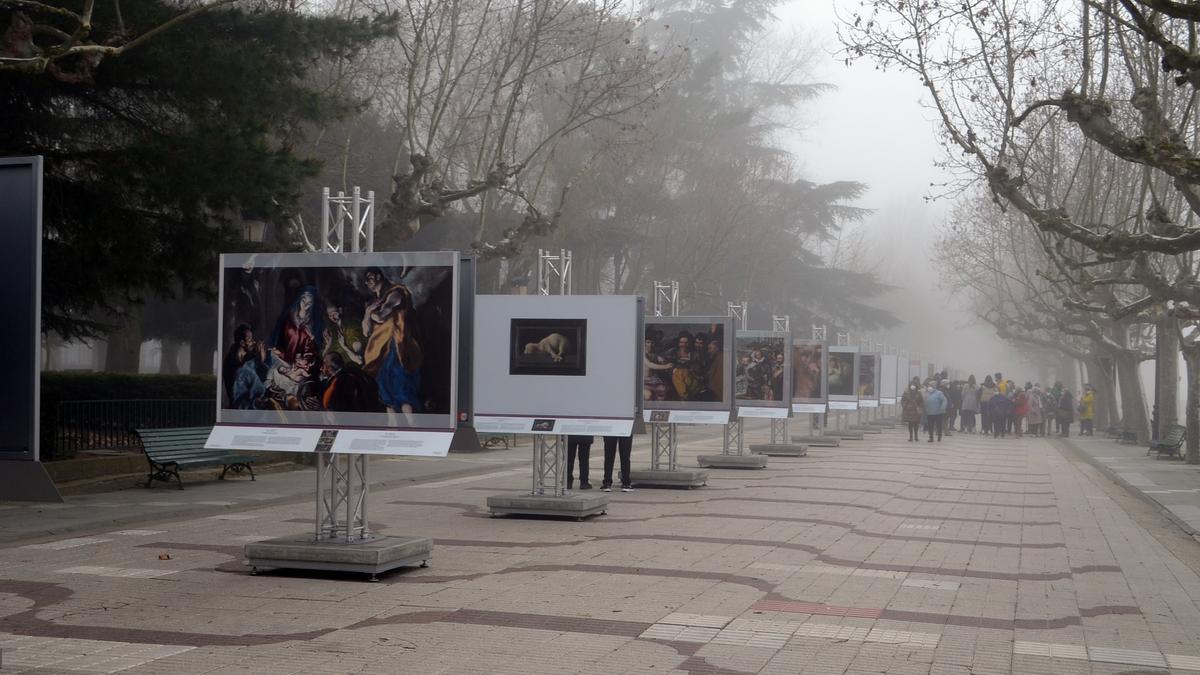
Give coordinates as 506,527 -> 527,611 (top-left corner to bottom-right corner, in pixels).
6,424 -> 1200,673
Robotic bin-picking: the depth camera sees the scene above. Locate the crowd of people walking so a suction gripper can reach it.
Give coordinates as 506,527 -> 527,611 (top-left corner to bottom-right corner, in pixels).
900,372 -> 1095,442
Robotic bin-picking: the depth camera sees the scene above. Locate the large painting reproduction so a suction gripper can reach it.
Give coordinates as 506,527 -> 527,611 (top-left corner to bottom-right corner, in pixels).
827,348 -> 858,399
643,318 -> 733,410
858,353 -> 878,399
218,251 -> 459,430
734,331 -> 790,408
791,341 -> 825,403
509,318 -> 587,376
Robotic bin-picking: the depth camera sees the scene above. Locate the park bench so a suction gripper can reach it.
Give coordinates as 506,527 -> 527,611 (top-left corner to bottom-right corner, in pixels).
136,426 -> 256,489
479,433 -> 512,449
1148,424 -> 1187,460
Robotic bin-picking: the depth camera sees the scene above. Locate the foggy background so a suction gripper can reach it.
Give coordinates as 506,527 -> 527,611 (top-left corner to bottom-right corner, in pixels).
779,0 -> 1026,381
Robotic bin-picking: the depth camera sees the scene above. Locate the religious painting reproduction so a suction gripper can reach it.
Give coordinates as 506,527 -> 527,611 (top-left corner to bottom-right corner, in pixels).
643,319 -> 731,408
217,252 -> 459,430
509,318 -> 587,376
792,342 -> 825,402
734,332 -> 788,406
827,350 -> 856,398
858,354 -> 877,398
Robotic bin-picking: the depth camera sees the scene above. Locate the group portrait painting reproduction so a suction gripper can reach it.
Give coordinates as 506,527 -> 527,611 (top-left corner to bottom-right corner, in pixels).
218,252 -> 458,429
734,334 -> 787,404
643,321 -> 728,405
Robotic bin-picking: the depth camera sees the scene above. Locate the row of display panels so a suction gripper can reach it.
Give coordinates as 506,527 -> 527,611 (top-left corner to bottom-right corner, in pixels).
207,252 -> 919,454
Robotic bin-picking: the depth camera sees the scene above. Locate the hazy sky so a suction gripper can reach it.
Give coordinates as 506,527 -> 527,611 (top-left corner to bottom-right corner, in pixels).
775,0 -> 1026,379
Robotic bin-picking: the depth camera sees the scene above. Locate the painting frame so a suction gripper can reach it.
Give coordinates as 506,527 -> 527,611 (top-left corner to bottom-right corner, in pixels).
642,316 -> 735,412
215,251 -> 461,432
827,346 -> 859,402
734,330 -> 791,409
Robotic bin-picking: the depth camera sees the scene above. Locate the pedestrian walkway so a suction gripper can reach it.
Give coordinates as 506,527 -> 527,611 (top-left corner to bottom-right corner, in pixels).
1063,430 -> 1200,535
4,424 -> 1200,673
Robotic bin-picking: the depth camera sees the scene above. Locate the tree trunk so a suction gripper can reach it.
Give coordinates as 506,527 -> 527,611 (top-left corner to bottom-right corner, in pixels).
1184,347 -> 1199,464
1089,358 -> 1114,430
1158,317 -> 1180,429
104,309 -> 143,373
159,339 -> 181,374
189,325 -> 217,376
1114,351 -> 1150,443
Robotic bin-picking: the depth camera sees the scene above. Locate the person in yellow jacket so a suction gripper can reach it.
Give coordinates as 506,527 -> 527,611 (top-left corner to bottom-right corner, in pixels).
1079,385 -> 1096,436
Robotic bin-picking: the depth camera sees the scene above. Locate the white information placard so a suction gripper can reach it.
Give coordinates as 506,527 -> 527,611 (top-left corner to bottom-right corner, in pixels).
206,425 -> 324,453
328,429 -> 452,456
474,415 -> 633,436
880,397 -> 897,405
828,400 -> 859,411
860,399 -> 879,408
643,409 -> 730,425
792,403 -> 827,414
738,406 -> 789,419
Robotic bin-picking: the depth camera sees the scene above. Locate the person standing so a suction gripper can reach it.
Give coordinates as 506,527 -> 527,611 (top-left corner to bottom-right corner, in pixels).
989,388 -> 1011,438
1011,385 -> 1029,438
1026,384 -> 1045,437
959,375 -> 979,433
566,435 -> 593,490
942,380 -> 959,434
1057,389 -> 1075,436
1079,385 -> 1095,436
901,377 -> 925,442
601,434 -> 633,492
979,376 -> 997,434
924,381 -> 948,442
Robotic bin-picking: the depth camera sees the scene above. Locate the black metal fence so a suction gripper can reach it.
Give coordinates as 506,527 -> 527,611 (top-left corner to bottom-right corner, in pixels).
53,399 -> 215,459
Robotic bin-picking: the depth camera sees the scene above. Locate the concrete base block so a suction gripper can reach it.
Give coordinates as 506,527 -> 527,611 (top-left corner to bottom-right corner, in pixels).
867,421 -> 897,428
847,425 -> 883,434
486,492 -> 609,520
791,435 -> 841,447
697,454 -> 768,469
245,535 -> 432,579
825,430 -> 865,440
750,443 -> 808,457
630,468 -> 709,488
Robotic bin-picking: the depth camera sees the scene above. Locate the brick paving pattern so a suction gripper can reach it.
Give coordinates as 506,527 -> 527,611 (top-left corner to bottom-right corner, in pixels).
3,423 -> 1200,672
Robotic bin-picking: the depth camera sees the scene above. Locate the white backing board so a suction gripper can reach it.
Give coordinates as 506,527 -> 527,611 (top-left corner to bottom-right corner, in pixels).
473,295 -> 638,421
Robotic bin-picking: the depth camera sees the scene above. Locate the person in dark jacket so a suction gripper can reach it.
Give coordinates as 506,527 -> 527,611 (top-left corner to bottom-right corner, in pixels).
900,377 -> 925,442
989,389 -> 1012,438
1057,389 -> 1075,436
566,435 -> 593,490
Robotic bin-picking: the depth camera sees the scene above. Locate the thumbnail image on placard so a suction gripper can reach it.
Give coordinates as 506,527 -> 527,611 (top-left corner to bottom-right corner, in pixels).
643,322 -> 726,402
509,318 -> 587,376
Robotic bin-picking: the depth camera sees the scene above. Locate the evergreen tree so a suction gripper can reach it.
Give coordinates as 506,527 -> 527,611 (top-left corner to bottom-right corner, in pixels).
0,1 -> 392,339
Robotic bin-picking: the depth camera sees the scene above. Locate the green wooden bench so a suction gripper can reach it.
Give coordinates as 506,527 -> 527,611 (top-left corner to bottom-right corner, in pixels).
136,426 -> 256,490
1149,424 -> 1187,460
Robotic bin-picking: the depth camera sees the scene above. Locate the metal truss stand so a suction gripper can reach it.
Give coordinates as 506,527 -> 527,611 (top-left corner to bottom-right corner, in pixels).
316,453 -> 369,542
700,418 -> 767,468
632,423 -> 709,487
723,419 -> 744,455
531,434 -> 565,496
770,418 -> 788,444
245,186 -> 432,581
487,434 -> 609,519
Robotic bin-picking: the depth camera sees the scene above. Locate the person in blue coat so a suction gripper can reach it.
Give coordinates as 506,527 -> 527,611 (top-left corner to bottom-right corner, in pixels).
923,382 -> 948,442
